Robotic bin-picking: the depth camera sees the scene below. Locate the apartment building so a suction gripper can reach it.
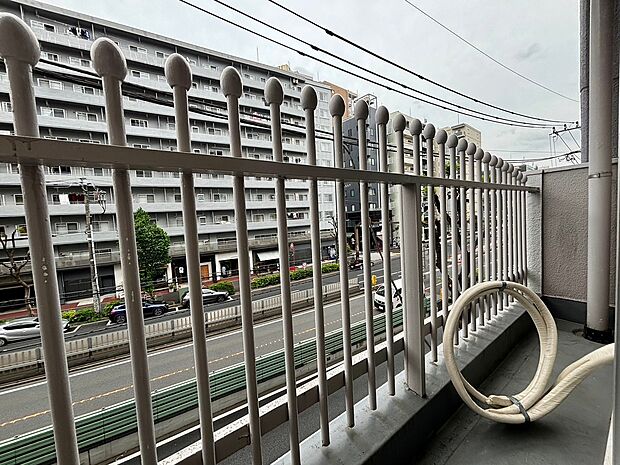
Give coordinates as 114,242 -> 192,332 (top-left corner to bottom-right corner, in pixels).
0,0 -> 336,304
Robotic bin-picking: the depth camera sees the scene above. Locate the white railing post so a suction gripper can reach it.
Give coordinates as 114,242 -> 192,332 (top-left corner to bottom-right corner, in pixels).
457,138 -> 469,338
0,14 -> 80,465
302,84 -> 330,446
482,151 -> 492,321
423,124 -> 438,361
496,157 -> 505,311
507,163 -> 515,288
521,173 -> 528,285
501,160 -> 510,305
355,99 -> 377,410
466,143 -> 477,331
165,53 -> 216,465
91,38 -> 157,464
397,114 -> 425,396
330,94 -> 354,426
489,155 -> 499,316
267,77 -> 303,460
376,105 -> 395,395
447,134 -> 460,344
221,66 -> 263,465
513,168 -> 521,284
436,130 -> 449,330
474,148 -> 484,326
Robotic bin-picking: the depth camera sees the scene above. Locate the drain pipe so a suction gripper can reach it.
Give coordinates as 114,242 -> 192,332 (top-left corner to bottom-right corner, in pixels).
585,0 -> 614,343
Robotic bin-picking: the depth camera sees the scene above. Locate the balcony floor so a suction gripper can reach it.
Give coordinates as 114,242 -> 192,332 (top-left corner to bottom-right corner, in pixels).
416,319 -> 612,465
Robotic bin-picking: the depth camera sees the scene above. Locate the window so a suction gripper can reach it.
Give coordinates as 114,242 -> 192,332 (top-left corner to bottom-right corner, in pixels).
42,52 -> 59,62
175,217 -> 184,227
131,70 -> 150,79
14,194 -> 23,205
213,193 -> 227,202
69,57 -> 91,68
193,148 -> 201,154
31,20 -> 56,32
8,163 -> 19,174
66,26 -> 90,39
369,187 -> 376,196
38,79 -> 63,90
1,102 -> 12,112
74,84 -> 96,95
216,215 -> 230,223
197,193 -> 205,201
40,107 -> 65,118
208,149 -> 224,156
135,170 -> 153,178
156,51 -> 169,59
133,144 -> 150,149
207,127 -> 222,136
167,122 -> 176,131
174,193 -> 182,203
191,82 -> 198,90
350,190 -> 355,197
191,126 -> 200,134
199,216 -> 207,225
130,119 -> 148,128
129,45 -> 147,54
210,86 -> 220,93
323,194 -> 333,202
252,214 -> 264,222
137,194 -> 155,203
210,65 -> 218,71
76,112 -> 98,122
48,166 -> 71,175
93,167 -> 104,176
56,222 -> 79,235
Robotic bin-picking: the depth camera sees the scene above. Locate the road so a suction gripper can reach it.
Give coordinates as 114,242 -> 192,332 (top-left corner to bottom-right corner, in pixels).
0,263 -> 404,441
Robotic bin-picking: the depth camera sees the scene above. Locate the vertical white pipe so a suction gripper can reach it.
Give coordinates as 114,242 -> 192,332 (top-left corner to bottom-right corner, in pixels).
0,14 -> 79,465
330,94 -> 354,426
457,139 -> 469,337
507,163 -> 515,288
91,38 -> 157,465
496,158 -> 505,311
501,161 -> 510,305
301,84 -> 330,447
515,170 -> 523,284
398,114 -> 425,396
165,54 -> 215,465
466,143 -> 477,331
355,100 -> 377,410
521,173 -> 528,285
221,66 -> 262,465
474,148 -> 484,326
376,106 -> 395,395
436,130 -> 449,328
586,0 -> 613,341
489,155 -> 499,316
447,135 -> 459,344
423,124 -> 438,361
482,152 -> 492,321
266,77 -> 302,461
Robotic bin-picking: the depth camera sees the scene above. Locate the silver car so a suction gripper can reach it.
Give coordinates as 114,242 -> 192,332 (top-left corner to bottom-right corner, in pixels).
0,317 -> 71,347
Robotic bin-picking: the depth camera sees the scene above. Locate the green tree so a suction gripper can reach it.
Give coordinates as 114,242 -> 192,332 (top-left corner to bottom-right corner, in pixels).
134,208 -> 170,296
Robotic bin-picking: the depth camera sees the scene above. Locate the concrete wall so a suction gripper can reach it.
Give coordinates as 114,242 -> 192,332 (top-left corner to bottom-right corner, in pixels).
527,162 -> 617,316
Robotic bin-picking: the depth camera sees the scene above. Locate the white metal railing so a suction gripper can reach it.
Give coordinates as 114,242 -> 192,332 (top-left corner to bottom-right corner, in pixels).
0,14 -> 535,465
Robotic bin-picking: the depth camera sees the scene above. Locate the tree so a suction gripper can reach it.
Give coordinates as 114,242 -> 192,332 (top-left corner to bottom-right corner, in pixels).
0,227 -> 34,316
134,208 -> 171,296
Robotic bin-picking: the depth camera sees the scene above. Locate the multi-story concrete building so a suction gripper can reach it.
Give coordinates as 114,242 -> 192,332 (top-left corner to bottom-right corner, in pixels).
323,81 -> 357,120
0,0 -> 336,304
442,123 -> 481,148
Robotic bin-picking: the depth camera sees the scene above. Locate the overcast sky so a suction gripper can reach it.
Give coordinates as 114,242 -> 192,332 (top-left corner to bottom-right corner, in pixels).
43,0 -> 581,166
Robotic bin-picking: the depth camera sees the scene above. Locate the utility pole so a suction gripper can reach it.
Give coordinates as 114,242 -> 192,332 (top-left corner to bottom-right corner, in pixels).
81,179 -> 102,314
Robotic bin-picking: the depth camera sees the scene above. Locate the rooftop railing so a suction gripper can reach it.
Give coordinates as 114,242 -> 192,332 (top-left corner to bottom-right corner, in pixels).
0,13 -> 536,465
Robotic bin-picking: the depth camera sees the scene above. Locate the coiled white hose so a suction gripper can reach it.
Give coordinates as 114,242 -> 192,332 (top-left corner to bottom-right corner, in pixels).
443,281 -> 614,423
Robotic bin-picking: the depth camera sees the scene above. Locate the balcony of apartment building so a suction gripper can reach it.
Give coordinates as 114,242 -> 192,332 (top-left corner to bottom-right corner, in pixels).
0,7 -> 619,465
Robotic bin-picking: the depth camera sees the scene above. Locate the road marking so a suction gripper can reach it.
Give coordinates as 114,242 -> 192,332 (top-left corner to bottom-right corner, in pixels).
0,297 -> 368,427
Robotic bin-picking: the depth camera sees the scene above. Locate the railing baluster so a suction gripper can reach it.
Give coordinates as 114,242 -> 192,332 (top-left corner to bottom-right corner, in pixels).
474,148 -> 484,326
221,66 -> 263,465
482,152 -> 492,321
301,84 -> 330,447
513,169 -> 521,284
165,54 -> 216,465
501,160 -> 510,306
466,143 -> 477,331
423,124 -> 438,361
330,94 -> 355,426
436,130 -> 449,331
507,163 -> 515,290
457,139 -> 469,338
521,173 -> 529,285
355,100 -> 377,410
447,135 -> 459,344
489,155 -> 499,317
397,114 -> 425,396
376,106 -> 395,396
92,39 -> 158,464
496,157 -> 505,311
0,14 -> 80,465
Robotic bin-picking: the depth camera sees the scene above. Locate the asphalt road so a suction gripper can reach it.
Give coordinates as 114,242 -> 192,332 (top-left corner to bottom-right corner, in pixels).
0,264 -> 405,441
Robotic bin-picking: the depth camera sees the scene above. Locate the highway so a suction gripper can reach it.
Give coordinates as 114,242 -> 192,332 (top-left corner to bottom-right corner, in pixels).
0,261 -> 403,442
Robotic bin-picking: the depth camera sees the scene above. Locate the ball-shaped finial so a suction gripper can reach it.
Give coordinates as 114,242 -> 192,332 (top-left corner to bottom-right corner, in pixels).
409,118 -> 423,136
496,158 -> 504,169
482,151 -> 492,163
264,77 -> 284,105
507,163 -> 514,173
522,173 -> 528,184
474,147 -> 484,160
517,171 -> 524,181
422,123 -> 436,140
489,155 -> 498,166
435,128 -> 447,144
376,106 -> 389,125
301,85 -> 317,110
466,142 -> 477,155
220,66 -> 242,98
446,134 -> 458,148
91,38 -> 127,80
0,14 -> 40,66
354,99 -> 369,121
456,138 -> 468,152
164,53 -> 192,90
329,94 -> 345,117
393,113 -> 406,132
501,160 -> 509,172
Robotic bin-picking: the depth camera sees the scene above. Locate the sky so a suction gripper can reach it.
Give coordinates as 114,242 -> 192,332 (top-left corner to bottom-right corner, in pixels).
42,0 -> 582,167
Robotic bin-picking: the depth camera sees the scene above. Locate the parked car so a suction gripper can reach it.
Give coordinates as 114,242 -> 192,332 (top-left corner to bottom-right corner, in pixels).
373,278 -> 403,311
181,288 -> 230,308
349,259 -> 375,270
108,301 -> 169,324
0,317 -> 71,347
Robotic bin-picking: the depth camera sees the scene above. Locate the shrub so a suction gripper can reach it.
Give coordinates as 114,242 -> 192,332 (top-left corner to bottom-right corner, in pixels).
209,281 -> 235,295
62,307 -> 98,324
321,263 -> 339,273
103,300 -> 120,316
251,274 -> 281,289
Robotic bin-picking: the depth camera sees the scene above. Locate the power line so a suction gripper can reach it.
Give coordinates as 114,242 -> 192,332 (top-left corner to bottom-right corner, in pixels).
402,0 -> 578,103
177,0 -> 562,129
265,0 -> 573,125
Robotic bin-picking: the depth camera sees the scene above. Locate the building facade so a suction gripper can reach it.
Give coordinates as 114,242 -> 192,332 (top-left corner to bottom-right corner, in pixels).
0,0 -> 336,305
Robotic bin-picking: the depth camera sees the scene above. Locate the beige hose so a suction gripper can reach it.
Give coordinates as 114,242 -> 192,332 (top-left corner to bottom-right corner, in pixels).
443,281 -> 614,423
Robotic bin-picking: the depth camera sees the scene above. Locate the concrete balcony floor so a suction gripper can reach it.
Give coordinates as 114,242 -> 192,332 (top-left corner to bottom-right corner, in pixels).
416,319 -> 613,465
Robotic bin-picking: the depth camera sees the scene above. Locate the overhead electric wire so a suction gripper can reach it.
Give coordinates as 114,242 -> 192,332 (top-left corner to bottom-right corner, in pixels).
177,0 -> 561,129
265,0 -> 574,125
402,0 -> 578,103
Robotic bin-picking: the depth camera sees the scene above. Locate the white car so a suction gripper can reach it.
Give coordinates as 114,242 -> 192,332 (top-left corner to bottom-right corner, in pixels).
373,278 -> 403,311
181,288 -> 230,308
0,317 -> 71,347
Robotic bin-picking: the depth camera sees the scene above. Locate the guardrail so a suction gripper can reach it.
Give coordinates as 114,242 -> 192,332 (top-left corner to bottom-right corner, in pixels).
0,306 -> 403,465
0,278 -> 358,380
